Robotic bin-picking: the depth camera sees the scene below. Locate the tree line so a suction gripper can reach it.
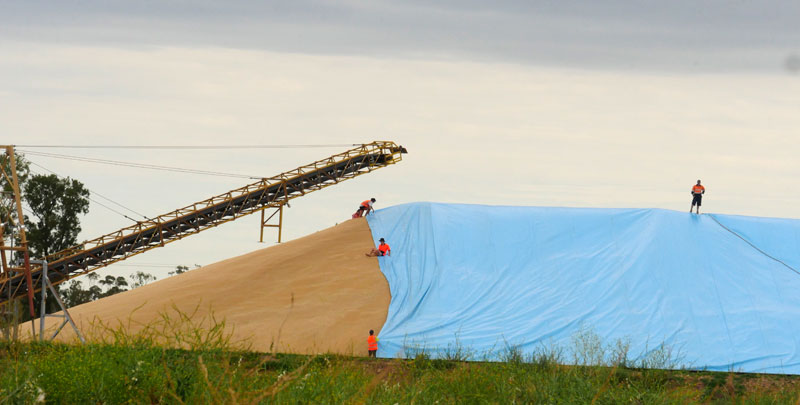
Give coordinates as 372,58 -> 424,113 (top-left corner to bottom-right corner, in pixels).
60,265 -> 196,307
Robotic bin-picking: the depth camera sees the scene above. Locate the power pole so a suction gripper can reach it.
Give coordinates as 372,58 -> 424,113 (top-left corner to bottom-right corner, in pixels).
0,145 -> 37,337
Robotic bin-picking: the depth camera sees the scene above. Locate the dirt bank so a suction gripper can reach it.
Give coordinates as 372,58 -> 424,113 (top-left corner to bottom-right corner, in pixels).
40,218 -> 391,355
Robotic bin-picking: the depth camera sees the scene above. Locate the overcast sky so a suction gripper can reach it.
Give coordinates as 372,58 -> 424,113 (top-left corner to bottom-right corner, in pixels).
2,1 -> 799,281
3,1 -> 800,72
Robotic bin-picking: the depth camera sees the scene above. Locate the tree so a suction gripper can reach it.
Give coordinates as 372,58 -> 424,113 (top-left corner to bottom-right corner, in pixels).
168,264 -> 200,276
97,275 -> 129,297
130,271 -> 157,288
23,174 -> 90,258
61,280 -> 102,308
1,162 -> 90,320
0,151 -> 30,198
0,152 -> 30,251
60,270 -> 158,307
168,265 -> 190,276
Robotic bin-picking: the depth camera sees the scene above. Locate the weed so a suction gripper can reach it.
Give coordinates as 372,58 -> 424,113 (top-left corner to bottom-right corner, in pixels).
570,325 -> 605,366
2,314 -> 799,403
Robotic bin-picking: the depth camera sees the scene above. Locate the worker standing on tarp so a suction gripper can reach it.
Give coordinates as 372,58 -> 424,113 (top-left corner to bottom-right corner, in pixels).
353,198 -> 376,218
690,180 -> 705,214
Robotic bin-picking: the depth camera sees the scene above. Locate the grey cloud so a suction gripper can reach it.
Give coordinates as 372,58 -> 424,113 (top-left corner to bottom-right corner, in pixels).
1,0 -> 798,72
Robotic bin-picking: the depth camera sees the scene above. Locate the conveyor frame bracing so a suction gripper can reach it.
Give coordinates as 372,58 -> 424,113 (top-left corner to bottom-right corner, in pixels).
0,141 -> 406,307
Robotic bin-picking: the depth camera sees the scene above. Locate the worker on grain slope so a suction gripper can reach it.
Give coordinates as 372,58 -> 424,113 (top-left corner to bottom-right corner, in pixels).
690,180 -> 706,214
367,329 -> 379,358
365,238 -> 391,257
353,198 -> 376,218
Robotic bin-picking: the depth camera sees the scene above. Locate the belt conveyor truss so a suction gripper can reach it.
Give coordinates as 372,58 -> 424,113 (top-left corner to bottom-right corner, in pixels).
0,141 -> 406,306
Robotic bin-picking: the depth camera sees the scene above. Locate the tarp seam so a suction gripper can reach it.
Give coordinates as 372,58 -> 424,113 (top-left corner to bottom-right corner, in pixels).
708,214 -> 800,277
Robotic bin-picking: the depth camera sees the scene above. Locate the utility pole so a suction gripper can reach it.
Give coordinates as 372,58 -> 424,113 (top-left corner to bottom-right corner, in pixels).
0,145 -> 37,337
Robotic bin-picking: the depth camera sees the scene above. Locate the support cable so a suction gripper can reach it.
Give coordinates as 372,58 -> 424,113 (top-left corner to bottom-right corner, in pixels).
28,163 -> 141,223
85,189 -> 151,221
29,161 -> 150,220
19,150 -> 262,179
85,198 -> 139,223
16,144 -> 358,150
707,214 -> 800,277
21,205 -> 36,218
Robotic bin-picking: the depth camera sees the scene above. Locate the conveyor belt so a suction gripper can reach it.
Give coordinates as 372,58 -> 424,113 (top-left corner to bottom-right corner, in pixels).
1,141 -> 406,305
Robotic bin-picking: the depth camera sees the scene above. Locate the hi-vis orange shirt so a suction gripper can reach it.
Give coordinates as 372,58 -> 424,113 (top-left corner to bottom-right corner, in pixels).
367,335 -> 378,351
378,243 -> 390,255
692,185 -> 705,195
361,200 -> 372,208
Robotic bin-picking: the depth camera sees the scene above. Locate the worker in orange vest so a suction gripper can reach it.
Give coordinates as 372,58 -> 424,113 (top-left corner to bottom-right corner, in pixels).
690,180 -> 705,214
366,238 -> 391,257
353,198 -> 376,218
367,329 -> 379,357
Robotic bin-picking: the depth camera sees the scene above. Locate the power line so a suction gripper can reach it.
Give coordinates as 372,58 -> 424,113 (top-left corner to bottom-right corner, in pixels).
16,144 -> 358,150
31,160 -> 150,219
21,205 -> 36,218
87,197 -> 139,223
28,162 -> 143,223
87,189 -> 151,220
20,150 -> 262,179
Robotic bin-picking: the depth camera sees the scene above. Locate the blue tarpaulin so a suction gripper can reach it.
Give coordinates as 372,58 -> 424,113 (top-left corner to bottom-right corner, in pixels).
366,202 -> 800,373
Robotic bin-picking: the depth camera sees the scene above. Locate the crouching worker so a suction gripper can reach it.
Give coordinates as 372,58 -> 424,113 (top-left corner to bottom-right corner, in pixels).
366,238 -> 391,257
367,329 -> 378,358
353,198 -> 376,218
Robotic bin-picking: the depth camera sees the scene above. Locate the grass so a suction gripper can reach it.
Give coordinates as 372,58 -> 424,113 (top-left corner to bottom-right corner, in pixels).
4,343 -> 800,404
2,310 -> 800,403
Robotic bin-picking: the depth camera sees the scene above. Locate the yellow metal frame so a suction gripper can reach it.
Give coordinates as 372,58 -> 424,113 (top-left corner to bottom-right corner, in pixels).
0,146 -> 36,319
1,141 -> 405,305
260,203 -> 285,243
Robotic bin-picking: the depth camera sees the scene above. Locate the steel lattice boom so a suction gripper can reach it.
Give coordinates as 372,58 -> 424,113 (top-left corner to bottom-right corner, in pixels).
0,141 -> 406,306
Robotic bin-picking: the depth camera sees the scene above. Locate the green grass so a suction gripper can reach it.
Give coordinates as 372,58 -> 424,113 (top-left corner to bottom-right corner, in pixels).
2,310 -> 800,403
4,341 -> 800,404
